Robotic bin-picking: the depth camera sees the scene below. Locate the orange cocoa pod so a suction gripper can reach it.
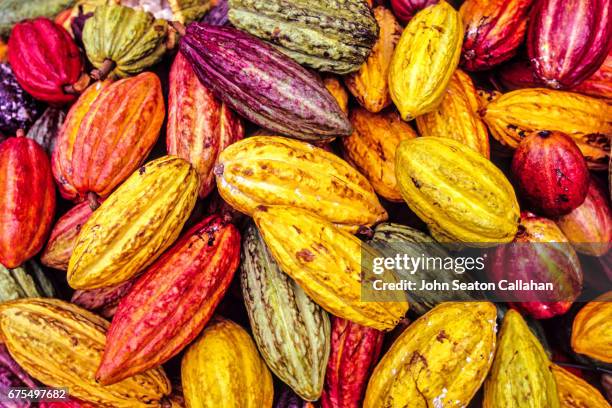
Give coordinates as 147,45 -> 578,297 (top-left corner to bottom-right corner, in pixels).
166,52 -> 243,198
341,108 -> 416,202
571,291 -> 612,363
96,215 -> 241,384
52,72 -> 164,202
323,76 -> 349,114
344,7 -> 401,113
552,364 -> 611,408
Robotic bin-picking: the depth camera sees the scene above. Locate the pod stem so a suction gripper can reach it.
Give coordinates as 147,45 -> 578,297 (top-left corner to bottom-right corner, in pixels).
63,73 -> 91,95
169,21 -> 186,37
91,59 -> 116,81
87,192 -> 100,211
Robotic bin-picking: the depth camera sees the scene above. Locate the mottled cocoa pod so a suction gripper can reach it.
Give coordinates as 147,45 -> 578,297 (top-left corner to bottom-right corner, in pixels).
26,108 -> 65,155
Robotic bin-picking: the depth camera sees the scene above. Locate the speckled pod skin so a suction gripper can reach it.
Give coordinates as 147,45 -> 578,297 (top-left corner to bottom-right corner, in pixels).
0,298 -> 171,407
416,69 -> 490,158
460,0 -> 534,71
52,73 -> 164,202
364,302 -> 497,408
395,137 -> 520,245
253,205 -> 408,331
527,0 -> 612,89
241,225 -> 330,401
552,364 -> 611,407
181,319 -> 274,408
344,6 -> 401,113
67,156 -> 199,289
321,318 -> 383,408
216,136 -> 387,232
484,309 -> 560,408
167,52 -> 243,198
571,291 -> 612,363
481,88 -> 611,170
388,1 -> 463,120
511,131 -> 590,217
341,108 -> 416,202
179,24 -> 352,141
228,0 -> 378,74
97,215 -> 240,384
0,63 -> 42,135
8,18 -> 83,105
0,135 -> 55,269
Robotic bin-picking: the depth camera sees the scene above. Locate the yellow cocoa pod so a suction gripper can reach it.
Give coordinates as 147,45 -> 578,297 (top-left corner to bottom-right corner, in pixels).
363,302 -> 497,407
0,298 -> 170,407
181,318 -> 273,408
323,75 -> 349,114
345,6 -> 401,113
571,291 -> 612,363
416,69 -> 490,158
481,88 -> 611,170
216,136 -> 387,232
68,156 -> 198,289
253,205 -> 408,331
551,364 -> 611,408
484,309 -> 560,408
388,1 -> 463,120
395,137 -> 519,245
476,88 -> 502,109
342,108 -> 416,201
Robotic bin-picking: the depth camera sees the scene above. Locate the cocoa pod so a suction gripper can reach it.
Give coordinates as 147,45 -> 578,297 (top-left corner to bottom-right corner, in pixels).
571,291 -> 612,363
481,88 -> 611,170
0,298 -> 171,407
0,261 -> 55,302
71,279 -> 135,319
416,69 -> 490,157
322,76 -> 349,114
364,302 -> 497,407
25,107 -> 65,155
120,0 -> 212,23
67,156 -> 199,289
0,63 -> 42,141
321,318 -> 383,408
460,0 -> 534,71
527,0 -> 612,89
511,131 -> 590,217
82,4 -> 170,79
557,178 -> 612,257
476,88 -> 502,109
97,215 -> 241,384
253,205 -> 408,331
395,137 -> 520,245
572,51 -> 612,99
179,24 -> 352,141
8,18 -> 85,105
216,136 -> 387,232
341,108 -> 416,202
551,364 -> 611,408
53,72 -> 164,202
0,343 -> 38,406
0,0 -> 75,37
241,224 -> 330,401
489,212 -> 583,319
275,388 -> 314,408
181,318 -> 274,408
41,201 -> 93,271
389,0 -> 437,24
344,7 -> 402,113
484,309 -> 560,407
201,0 -> 229,25
0,134 -> 55,269
388,0 -> 463,120
167,52 -> 243,198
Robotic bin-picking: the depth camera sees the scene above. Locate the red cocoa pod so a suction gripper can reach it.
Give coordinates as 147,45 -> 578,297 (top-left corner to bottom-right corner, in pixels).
7,18 -> 85,105
489,212 -> 583,319
557,178 -> 612,257
41,201 -> 94,270
0,133 -> 55,269
321,317 -> 384,408
71,278 -> 135,319
52,73 -> 164,202
527,0 -> 612,89
572,51 -> 612,99
96,215 -> 241,385
389,0 -> 437,24
167,52 -> 243,198
511,130 -> 590,217
460,0 -> 534,71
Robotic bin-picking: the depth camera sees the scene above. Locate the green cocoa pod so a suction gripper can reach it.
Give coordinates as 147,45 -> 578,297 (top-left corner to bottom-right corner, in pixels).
82,4 -> 170,79
228,0 -> 378,74
370,222 -> 483,315
0,0 -> 75,38
241,224 -> 330,401
0,261 -> 55,302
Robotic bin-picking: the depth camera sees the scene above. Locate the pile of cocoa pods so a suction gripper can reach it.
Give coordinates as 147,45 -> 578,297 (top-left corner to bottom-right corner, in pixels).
0,0 -> 610,406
